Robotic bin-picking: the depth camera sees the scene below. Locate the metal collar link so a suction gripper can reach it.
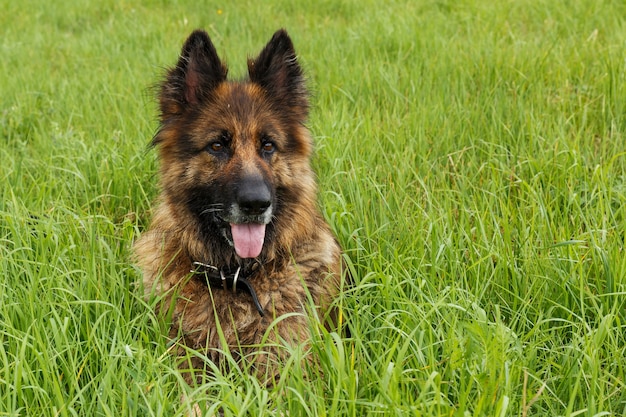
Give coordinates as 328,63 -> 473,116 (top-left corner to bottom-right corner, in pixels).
192,262 -> 265,317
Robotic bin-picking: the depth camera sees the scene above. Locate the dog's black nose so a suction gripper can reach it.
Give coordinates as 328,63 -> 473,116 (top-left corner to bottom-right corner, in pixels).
237,176 -> 272,216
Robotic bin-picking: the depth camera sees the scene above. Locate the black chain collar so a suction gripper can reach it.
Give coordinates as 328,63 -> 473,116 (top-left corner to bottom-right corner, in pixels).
191,262 -> 265,317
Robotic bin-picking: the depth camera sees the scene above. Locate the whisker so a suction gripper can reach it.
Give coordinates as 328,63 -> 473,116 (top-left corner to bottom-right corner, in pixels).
200,208 -> 223,216
200,204 -> 224,216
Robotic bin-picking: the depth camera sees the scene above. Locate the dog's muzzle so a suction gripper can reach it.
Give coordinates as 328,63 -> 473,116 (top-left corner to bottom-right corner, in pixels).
227,175 -> 273,259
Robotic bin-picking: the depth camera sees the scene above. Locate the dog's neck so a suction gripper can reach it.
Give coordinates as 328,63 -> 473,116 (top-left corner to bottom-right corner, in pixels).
190,261 -> 265,316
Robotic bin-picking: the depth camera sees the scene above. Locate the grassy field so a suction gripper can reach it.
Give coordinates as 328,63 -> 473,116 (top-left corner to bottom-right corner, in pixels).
2,0 -> 626,415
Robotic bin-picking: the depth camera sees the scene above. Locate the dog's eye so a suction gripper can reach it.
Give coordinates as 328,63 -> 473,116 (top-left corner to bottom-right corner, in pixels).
207,141 -> 225,154
261,140 -> 275,154
206,131 -> 231,155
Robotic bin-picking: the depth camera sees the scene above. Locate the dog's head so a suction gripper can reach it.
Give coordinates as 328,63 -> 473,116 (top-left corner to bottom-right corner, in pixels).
152,29 -> 317,260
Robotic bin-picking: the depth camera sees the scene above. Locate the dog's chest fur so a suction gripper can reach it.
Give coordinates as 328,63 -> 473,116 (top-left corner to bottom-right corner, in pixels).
135,201 -> 342,372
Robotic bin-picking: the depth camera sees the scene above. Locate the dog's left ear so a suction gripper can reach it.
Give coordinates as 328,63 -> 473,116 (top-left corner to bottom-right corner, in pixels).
248,29 -> 309,120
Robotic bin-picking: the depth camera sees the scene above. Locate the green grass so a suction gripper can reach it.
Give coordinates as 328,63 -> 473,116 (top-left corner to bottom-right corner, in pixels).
2,0 -> 626,415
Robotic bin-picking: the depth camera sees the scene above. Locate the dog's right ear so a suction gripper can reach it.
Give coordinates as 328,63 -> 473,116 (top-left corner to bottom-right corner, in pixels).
159,30 -> 228,119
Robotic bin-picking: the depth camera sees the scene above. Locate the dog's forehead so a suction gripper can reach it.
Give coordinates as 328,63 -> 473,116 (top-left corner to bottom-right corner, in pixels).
199,82 -> 281,137
214,82 -> 268,117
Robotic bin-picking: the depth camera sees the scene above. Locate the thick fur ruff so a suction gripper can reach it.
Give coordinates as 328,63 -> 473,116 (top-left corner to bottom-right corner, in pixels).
134,29 -> 343,382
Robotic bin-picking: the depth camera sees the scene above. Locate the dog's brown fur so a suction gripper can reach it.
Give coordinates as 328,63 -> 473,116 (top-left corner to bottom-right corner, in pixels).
134,29 -> 343,382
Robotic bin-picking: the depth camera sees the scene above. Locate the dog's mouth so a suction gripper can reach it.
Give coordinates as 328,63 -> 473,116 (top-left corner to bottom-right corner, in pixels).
207,203 -> 273,259
230,223 -> 266,259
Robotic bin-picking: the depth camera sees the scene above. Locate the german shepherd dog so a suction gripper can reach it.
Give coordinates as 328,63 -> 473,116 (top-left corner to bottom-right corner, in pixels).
134,29 -> 343,382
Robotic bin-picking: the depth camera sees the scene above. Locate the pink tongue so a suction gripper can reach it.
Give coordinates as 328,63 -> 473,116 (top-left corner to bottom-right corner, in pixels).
230,223 -> 266,258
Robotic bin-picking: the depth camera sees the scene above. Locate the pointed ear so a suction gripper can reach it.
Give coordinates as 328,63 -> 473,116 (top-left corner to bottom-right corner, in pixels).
248,29 -> 309,120
159,30 -> 228,119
